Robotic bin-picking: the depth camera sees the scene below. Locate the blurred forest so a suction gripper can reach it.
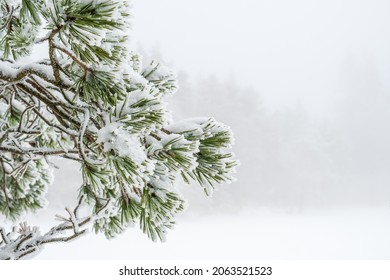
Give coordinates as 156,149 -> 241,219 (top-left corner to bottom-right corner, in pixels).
165,59 -> 390,214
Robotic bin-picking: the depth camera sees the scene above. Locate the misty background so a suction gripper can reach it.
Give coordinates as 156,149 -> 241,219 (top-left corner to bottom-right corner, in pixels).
130,0 -> 390,211
28,0 -> 390,258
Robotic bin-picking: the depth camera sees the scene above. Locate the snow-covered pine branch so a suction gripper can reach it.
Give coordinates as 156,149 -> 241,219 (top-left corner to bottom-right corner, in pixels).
0,0 -> 238,259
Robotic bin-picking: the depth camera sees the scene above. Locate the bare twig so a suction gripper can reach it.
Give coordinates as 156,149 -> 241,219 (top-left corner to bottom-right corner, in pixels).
0,198 -> 111,260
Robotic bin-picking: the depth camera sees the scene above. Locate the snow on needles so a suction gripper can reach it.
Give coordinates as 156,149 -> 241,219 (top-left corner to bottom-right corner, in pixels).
96,122 -> 146,165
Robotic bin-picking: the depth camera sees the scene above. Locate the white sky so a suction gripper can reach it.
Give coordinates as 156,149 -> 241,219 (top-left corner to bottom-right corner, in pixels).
131,0 -> 390,116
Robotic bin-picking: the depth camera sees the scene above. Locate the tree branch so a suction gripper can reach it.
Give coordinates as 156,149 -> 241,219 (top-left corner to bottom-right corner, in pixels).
0,197 -> 111,260
0,145 -> 79,156
0,61 -> 72,89
53,44 -> 90,75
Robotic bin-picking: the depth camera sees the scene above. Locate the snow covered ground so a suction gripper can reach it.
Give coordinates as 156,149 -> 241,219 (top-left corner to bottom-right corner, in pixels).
33,207 -> 390,260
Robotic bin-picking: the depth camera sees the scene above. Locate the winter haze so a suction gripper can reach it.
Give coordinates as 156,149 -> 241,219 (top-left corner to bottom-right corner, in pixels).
17,0 -> 390,258
130,0 -> 390,209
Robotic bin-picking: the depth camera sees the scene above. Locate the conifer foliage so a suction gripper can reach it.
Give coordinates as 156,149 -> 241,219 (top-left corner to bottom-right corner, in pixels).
0,0 -> 237,259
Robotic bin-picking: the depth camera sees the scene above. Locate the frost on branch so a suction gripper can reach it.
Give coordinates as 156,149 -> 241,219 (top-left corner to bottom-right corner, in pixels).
0,0 -> 238,259
0,196 -> 111,259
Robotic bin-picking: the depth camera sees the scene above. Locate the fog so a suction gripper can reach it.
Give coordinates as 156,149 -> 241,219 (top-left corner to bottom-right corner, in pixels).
131,0 -> 390,117
127,0 -> 390,212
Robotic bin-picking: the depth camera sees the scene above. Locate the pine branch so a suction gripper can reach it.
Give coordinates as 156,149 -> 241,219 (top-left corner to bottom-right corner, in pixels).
0,0 -> 238,259
48,28 -> 63,83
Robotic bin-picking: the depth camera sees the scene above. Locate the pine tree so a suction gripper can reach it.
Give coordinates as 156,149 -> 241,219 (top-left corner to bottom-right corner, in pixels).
0,0 -> 237,259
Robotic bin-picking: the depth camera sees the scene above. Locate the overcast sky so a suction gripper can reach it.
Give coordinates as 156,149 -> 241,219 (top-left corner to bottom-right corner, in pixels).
131,0 -> 390,117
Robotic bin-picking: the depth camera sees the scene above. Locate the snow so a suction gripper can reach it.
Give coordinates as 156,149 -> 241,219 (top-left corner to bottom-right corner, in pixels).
32,207 -> 390,259
166,118 -> 207,136
0,60 -> 72,86
0,102 -> 8,115
96,122 -> 147,164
